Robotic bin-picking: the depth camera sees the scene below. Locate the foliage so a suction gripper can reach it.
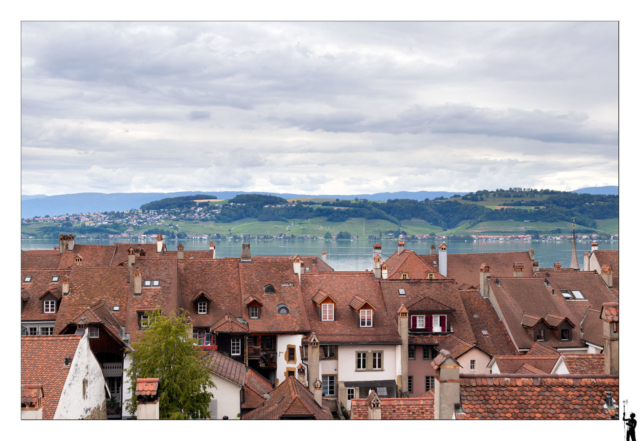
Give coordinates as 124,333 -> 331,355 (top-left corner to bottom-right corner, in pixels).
336,231 -> 352,239
140,195 -> 217,211
124,308 -> 216,420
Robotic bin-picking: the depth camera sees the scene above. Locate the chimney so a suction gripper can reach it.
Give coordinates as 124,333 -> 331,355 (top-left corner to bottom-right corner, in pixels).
58,234 -> 66,254
300,261 -> 306,276
397,241 -> 405,255
430,244 -> 436,255
600,303 -> 619,375
601,265 -> 614,288
592,241 -> 599,252
439,243 -> 448,277
398,305 -> 409,395
210,241 -> 216,259
156,233 -> 163,254
366,391 -> 382,420
293,255 -> 301,279
528,248 -> 534,261
21,384 -> 44,420
241,243 -> 251,263
68,234 -> 75,251
136,378 -> 160,420
513,262 -> 524,277
62,275 -> 69,296
321,250 -> 327,263
554,262 -> 561,271
432,349 -> 461,420
134,269 -> 142,295
128,247 -> 135,268
532,261 -> 539,272
583,252 -> 590,272
373,244 -> 382,257
479,264 -> 490,297
177,243 -> 184,260
373,255 -> 382,279
381,263 -> 388,280
308,333 -> 320,396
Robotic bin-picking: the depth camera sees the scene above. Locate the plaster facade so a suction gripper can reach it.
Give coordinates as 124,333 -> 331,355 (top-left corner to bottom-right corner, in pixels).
207,375 -> 242,419
337,345 -> 399,382
276,334 -> 303,385
457,348 -> 491,375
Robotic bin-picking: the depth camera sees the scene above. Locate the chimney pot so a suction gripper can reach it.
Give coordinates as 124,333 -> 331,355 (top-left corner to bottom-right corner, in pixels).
398,241 -> 405,255
554,262 -> 561,271
241,243 -> 251,263
321,250 -> 327,263
439,243 -> 448,277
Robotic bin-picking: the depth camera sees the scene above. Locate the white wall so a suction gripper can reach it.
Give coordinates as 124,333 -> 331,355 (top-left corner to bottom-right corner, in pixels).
122,354 -> 133,418
276,334 -> 304,385
207,375 -> 241,420
458,349 -> 492,375
587,344 -> 603,354
337,345 -> 398,382
320,359 -> 338,378
552,358 -> 570,375
54,332 -> 106,419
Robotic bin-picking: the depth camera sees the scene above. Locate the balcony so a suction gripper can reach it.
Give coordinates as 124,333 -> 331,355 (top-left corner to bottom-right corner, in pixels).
193,332 -> 217,351
102,362 -> 123,377
248,345 -> 277,368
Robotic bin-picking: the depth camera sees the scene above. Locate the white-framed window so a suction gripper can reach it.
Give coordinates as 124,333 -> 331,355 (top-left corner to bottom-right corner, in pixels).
470,360 -> 476,371
29,327 -> 38,335
144,280 -> 151,286
408,376 -> 413,392
152,280 -> 160,286
231,338 -> 241,356
347,388 -> 355,401
425,376 -> 435,391
44,300 -> 56,314
572,290 -> 585,299
249,306 -> 259,319
41,327 -> 54,336
51,276 -> 59,282
372,352 -> 382,370
322,376 -> 336,396
416,315 -> 425,329
89,326 -> 99,338
140,315 -> 149,329
356,352 -> 367,370
198,302 -> 207,314
322,303 -> 334,321
24,276 -> 32,283
360,309 -> 372,327
408,345 -> 415,359
432,315 -> 441,332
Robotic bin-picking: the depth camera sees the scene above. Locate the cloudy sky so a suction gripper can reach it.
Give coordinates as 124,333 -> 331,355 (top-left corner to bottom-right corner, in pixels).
21,22 -> 618,196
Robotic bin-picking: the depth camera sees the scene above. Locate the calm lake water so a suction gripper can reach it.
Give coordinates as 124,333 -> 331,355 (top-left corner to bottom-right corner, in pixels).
21,238 -> 618,272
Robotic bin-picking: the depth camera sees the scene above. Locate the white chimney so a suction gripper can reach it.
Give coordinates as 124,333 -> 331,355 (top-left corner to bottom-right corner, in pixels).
439,243 -> 448,277
373,244 -> 382,257
210,241 -> 216,259
583,252 -> 590,272
241,243 -> 251,263
592,242 -> 599,252
293,255 -> 301,282
156,233 -> 163,253
321,250 -> 327,263
381,263 -> 388,280
398,241 -> 405,255
373,255 -> 382,279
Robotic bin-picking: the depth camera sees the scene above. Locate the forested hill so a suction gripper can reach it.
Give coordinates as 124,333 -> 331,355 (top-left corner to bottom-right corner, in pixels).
140,194 -> 217,211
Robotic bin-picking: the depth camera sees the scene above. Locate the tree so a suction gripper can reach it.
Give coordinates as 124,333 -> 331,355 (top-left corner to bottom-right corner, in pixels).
324,231 -> 332,239
124,308 -> 215,419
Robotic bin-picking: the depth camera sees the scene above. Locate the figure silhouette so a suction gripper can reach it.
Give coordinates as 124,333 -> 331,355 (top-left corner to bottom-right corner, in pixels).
624,413 -> 637,441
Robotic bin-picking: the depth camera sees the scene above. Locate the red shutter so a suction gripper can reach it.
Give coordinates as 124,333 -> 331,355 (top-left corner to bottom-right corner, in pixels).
411,316 -> 417,329
426,315 -> 433,332
441,315 -> 447,332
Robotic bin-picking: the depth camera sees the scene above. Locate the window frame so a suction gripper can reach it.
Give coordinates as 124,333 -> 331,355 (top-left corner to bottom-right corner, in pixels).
24,276 -> 32,283
425,376 -> 435,391
535,328 -> 546,341
408,345 -> 415,360
322,375 -> 336,397
359,309 -> 373,328
277,304 -> 289,315
560,328 -> 571,341
197,302 -> 208,315
415,315 -> 425,329
321,303 -> 334,321
408,376 -> 413,393
89,326 -> 99,339
249,306 -> 259,319
372,352 -> 383,370
43,300 -> 56,314
51,276 -> 59,282
423,346 -> 434,360
356,352 -> 367,370
470,359 -> 476,371
347,388 -> 355,401
231,338 -> 241,356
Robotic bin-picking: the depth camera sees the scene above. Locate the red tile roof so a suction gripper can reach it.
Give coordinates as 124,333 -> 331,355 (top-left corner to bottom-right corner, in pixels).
22,384 -> 45,406
491,354 -> 560,374
21,250 -> 63,269
21,335 -> 82,419
562,354 -> 605,375
385,250 -> 444,280
581,308 -> 605,347
351,396 -> 435,420
594,250 -> 618,276
211,313 -> 250,333
459,375 -> 618,419
135,378 -> 159,396
205,351 -> 246,386
459,291 -> 517,356
21,269 -> 72,322
243,368 -> 273,409
601,302 -> 619,322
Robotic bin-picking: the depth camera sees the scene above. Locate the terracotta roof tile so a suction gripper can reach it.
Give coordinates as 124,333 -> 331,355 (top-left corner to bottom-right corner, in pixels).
205,351 -> 246,386
21,269 -> 72,322
459,291 -> 517,356
135,378 -> 159,396
385,250 -> 443,280
562,354 -> 605,375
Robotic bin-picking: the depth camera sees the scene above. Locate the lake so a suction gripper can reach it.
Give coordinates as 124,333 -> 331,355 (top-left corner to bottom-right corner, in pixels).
21,238 -> 618,272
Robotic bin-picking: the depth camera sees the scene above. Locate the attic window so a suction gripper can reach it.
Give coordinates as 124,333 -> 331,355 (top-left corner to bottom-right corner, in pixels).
144,280 -> 160,287
264,285 -> 276,294
401,272 -> 409,280
113,305 -> 120,311
398,289 -> 406,296
572,290 -> 585,299
427,273 -> 434,280
481,330 -> 489,337
51,276 -> 59,282
24,276 -> 32,283
64,356 -> 71,366
561,290 -> 574,300
277,305 -> 290,315
198,302 -> 208,314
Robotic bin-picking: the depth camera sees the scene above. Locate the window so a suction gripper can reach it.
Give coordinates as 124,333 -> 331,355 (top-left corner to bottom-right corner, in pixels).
360,309 -> 372,327
277,304 -> 289,315
425,376 -> 435,391
572,290 -> 585,299
24,276 -> 32,283
614,323 -> 619,333
231,338 -> 241,356
249,306 -> 259,319
138,312 -> 152,329
408,376 -> 413,393
322,376 -> 336,396
561,290 -> 574,300
288,347 -> 296,362
44,300 -> 56,314
470,360 -> 476,371
536,329 -> 545,341
416,315 -> 425,329
481,330 -> 489,337
398,289 -> 406,296
51,276 -> 59,282
408,345 -> 415,359
198,302 -> 207,314
423,346 -> 433,360
153,280 -> 160,286
321,345 -> 336,359
113,305 -> 120,311
287,370 -> 295,377
427,273 -> 434,280
433,315 -> 441,332
372,352 -> 383,370
89,327 -> 99,339
560,329 -> 571,341
347,388 -> 355,401
41,327 -> 54,336
402,273 -> 408,280
322,303 -> 334,321
262,336 -> 274,351
29,327 -> 38,336
144,280 -> 151,287
357,352 -> 367,370
264,284 -> 276,294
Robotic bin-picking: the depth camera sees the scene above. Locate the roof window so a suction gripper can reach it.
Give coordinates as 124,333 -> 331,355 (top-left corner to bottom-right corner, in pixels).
481,330 -> 489,337
264,285 -> 276,294
572,290 -> 585,299
144,280 -> 160,287
24,276 -> 32,283
113,305 -> 120,311
51,276 -> 59,282
277,304 -> 290,315
64,356 -> 71,366
398,289 -> 406,296
561,290 -> 574,300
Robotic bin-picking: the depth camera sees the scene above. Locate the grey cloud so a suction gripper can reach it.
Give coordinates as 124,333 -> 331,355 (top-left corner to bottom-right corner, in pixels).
188,110 -> 211,121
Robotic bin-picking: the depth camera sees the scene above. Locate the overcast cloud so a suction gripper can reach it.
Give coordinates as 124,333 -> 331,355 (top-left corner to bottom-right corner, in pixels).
21,22 -> 618,195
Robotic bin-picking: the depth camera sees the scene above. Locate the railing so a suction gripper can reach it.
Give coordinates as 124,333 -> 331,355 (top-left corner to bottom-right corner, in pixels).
102,362 -> 123,377
248,346 -> 262,358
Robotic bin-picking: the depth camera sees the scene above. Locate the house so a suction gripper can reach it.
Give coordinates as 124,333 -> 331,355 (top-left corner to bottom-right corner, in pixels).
21,333 -> 108,419
583,244 -> 619,296
21,268 -> 71,336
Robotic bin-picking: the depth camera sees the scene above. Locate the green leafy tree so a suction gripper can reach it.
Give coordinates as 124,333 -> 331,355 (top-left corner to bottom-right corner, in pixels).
124,308 -> 216,419
324,231 -> 332,239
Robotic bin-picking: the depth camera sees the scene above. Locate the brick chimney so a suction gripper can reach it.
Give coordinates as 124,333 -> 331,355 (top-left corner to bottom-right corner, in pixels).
373,244 -> 382,257
601,265 -> 614,287
398,305 -> 409,395
430,244 -> 436,255
381,263 -> 388,280
58,234 -> 67,254
373,255 -> 382,279
177,243 -> 184,260
439,243 -> 448,277
134,269 -> 142,295
156,233 -> 163,254
321,250 -> 327,263
554,262 -> 561,271
528,248 -> 534,261
210,241 -> 216,259
136,378 -> 160,420
513,262 -> 524,277
432,349 -> 461,420
600,302 -> 619,375
62,275 -> 69,296
366,391 -> 382,420
241,243 -> 251,263
398,241 -> 405,255
21,384 -> 44,420
583,252 -> 590,271
592,241 -> 599,252
479,264 -> 490,297
307,333 -> 320,398
532,261 -> 539,272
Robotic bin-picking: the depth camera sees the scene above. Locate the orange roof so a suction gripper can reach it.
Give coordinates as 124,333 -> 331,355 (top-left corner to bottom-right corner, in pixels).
135,378 -> 159,396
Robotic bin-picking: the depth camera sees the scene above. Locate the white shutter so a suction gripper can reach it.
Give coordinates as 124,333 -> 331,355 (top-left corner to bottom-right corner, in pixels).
209,398 -> 218,420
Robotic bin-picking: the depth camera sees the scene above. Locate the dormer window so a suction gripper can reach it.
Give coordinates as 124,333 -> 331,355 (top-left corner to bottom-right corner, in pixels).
427,273 -> 434,280
401,273 -> 409,280
322,303 -> 334,321
44,300 -> 56,314
249,306 -> 260,319
89,326 -> 99,338
24,276 -> 32,283
144,280 -> 160,287
198,302 -> 208,315
360,309 -> 372,327
74,256 -> 82,265
560,329 -> 571,341
536,329 -> 546,341
264,285 -> 276,294
277,304 -> 289,315
51,276 -> 59,282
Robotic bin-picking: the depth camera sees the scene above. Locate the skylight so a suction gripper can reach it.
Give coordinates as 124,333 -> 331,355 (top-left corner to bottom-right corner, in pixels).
398,289 -> 406,296
51,276 -> 59,282
24,276 -> 32,283
481,330 -> 489,337
113,306 -> 120,311
572,290 -> 585,299
561,290 -> 573,300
